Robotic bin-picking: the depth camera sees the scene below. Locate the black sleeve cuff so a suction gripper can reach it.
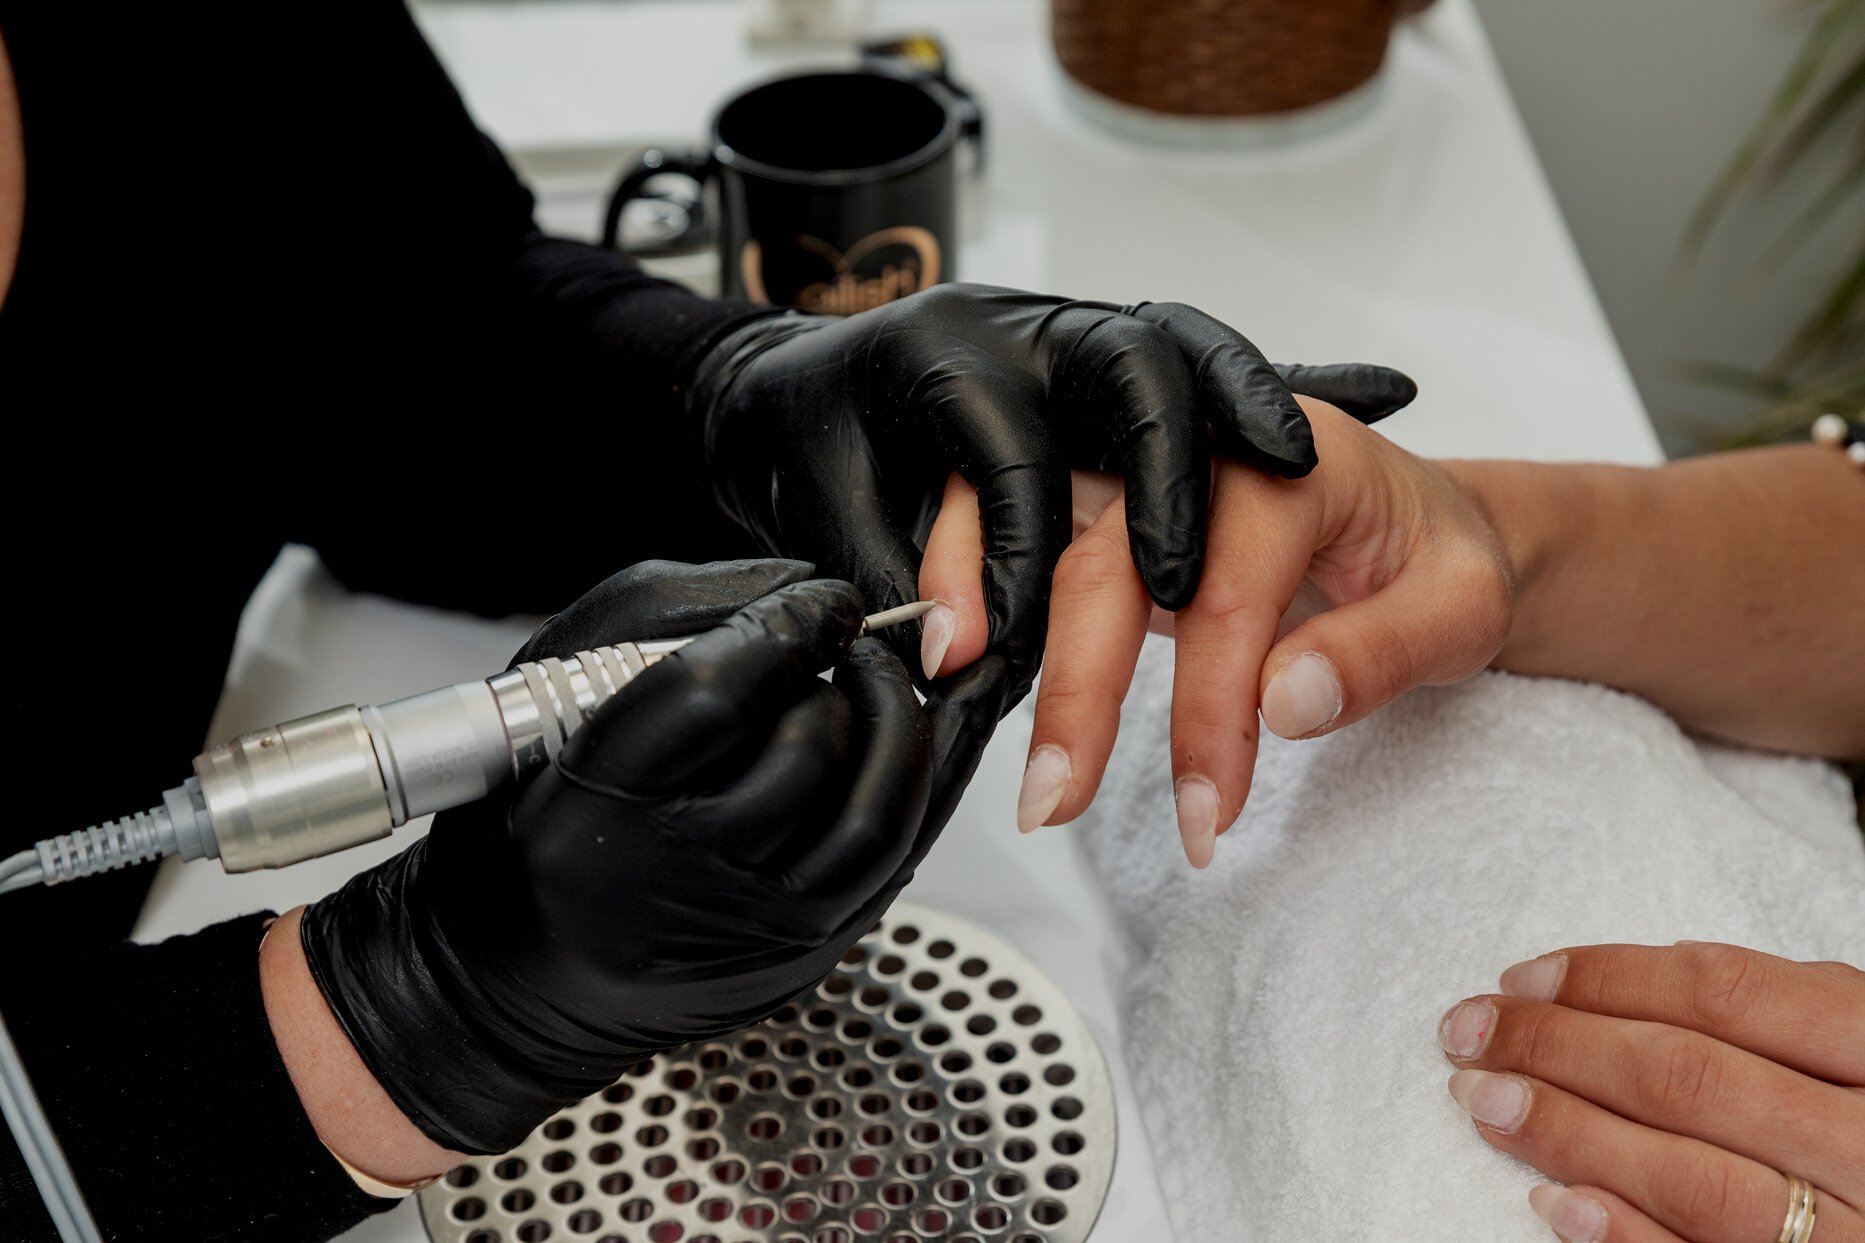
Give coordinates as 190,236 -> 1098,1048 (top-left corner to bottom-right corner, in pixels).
504,233 -> 784,421
2,913 -> 392,1242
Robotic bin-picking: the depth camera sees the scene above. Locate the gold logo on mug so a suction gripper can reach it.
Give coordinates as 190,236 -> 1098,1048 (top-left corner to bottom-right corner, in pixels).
741,227 -> 942,314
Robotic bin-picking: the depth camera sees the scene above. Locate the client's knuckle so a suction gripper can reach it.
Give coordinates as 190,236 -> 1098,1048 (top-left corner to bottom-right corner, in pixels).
1641,1031 -> 1724,1120
1512,1005 -> 1567,1074
1035,678 -> 1119,723
1658,1144 -> 1753,1234
1180,581 -> 1277,633
1054,524 -> 1131,587
1686,944 -> 1771,1032
1344,611 -> 1417,699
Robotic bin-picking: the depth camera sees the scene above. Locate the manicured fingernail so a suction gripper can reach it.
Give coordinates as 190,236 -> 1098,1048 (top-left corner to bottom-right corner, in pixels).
1528,1184 -> 1608,1243
1016,745 -> 1070,833
1173,776 -> 1218,869
1260,652 -> 1342,739
1448,1069 -> 1531,1132
919,603 -> 955,680
1437,1000 -> 1497,1059
1500,954 -> 1567,1003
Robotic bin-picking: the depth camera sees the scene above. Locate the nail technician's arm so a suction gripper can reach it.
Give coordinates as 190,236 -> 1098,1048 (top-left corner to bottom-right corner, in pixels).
926,401 -> 1865,865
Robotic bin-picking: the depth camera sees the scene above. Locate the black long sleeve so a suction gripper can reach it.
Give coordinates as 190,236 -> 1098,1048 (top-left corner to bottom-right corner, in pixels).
2,0 -> 770,613
5,916 -> 385,1242
0,2 -> 777,1237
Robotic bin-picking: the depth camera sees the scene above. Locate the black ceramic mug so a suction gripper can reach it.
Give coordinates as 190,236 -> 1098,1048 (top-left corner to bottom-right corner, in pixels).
602,68 -> 982,314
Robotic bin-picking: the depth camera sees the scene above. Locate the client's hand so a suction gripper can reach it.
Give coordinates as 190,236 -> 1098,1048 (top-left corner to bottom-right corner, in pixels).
924,397 -> 1511,866
1439,942 -> 1865,1243
297,560 -> 932,1156
690,283 -> 1413,829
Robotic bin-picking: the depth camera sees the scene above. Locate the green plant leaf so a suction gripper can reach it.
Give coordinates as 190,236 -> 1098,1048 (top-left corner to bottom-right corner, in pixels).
1685,0 -> 1861,258
1774,231 -> 1865,370
1673,359 -> 1795,397
1755,144 -> 1865,274
1677,357 -> 1865,448
1766,40 -> 1865,178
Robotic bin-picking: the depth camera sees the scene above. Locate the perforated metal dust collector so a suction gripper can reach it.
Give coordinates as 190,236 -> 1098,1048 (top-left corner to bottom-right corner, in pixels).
420,902 -> 1117,1243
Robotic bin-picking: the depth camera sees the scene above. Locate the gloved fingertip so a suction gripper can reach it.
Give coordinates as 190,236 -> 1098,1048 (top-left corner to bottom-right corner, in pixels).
1264,453 -> 1318,480
1137,552 -> 1203,612
1148,567 -> 1201,611
800,578 -> 868,643
1235,394 -> 1317,467
1216,429 -> 1317,480
1280,363 -> 1419,425
1358,368 -> 1419,424
726,577 -> 867,672
841,634 -> 908,676
750,557 -> 821,584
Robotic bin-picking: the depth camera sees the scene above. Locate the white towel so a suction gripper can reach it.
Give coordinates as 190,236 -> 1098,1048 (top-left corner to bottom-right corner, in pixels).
1072,636 -> 1865,1242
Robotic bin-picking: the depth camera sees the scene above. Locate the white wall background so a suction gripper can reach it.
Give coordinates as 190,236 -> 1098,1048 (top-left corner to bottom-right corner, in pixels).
1471,0 -> 1854,456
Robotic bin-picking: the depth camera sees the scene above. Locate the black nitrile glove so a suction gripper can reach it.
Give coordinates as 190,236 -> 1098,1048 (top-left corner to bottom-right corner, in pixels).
687,283 -> 1416,824
299,560 -> 933,1155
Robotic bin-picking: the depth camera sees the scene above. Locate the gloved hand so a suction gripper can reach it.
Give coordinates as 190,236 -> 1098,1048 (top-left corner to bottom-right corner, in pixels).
299,560 -> 932,1155
687,283 -> 1416,824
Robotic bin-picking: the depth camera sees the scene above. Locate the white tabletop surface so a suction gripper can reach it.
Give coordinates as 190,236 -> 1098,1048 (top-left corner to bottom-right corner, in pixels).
133,4 -> 1658,1242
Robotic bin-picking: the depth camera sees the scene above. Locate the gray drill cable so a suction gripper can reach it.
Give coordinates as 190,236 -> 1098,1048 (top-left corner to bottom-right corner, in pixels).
0,1006 -> 104,1243
0,851 -> 42,896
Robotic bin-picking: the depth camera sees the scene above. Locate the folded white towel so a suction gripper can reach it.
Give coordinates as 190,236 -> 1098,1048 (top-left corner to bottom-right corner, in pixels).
1073,637 -> 1864,1242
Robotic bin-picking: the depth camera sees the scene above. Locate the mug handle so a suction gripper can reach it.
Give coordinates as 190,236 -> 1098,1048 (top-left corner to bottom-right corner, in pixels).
601,148 -> 715,252
946,83 -> 987,177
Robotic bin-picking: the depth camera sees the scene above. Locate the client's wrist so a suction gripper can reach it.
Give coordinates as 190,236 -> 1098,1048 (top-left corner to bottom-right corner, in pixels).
259,906 -> 464,1188
1436,458 -> 1583,672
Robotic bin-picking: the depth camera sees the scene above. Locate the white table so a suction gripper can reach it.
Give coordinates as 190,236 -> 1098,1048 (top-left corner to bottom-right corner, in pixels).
134,4 -> 1659,1241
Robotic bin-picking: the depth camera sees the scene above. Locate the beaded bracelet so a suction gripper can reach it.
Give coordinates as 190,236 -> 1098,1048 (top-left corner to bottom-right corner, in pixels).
1811,413 -> 1865,469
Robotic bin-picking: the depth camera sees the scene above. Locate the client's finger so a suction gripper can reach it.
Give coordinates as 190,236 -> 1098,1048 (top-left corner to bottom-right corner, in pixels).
1166,465 -> 1317,866
1258,551 -> 1510,740
1504,943 -> 1865,1085
1022,494 -> 1154,831
1439,994 -> 1865,1200
918,472 -> 991,679
1525,1184 -> 1684,1243
1453,1071 -> 1865,1243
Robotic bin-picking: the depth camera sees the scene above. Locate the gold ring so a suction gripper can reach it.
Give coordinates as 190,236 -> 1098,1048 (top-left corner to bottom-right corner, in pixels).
1776,1175 -> 1817,1243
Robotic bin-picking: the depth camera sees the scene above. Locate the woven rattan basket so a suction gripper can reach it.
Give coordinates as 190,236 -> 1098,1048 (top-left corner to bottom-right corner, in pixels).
1053,0 -> 1416,117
